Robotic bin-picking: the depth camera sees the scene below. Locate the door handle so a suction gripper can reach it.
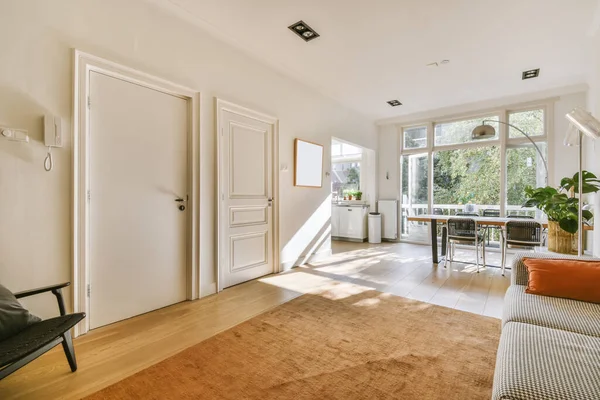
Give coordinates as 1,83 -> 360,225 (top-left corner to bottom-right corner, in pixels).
268,198 -> 274,207
175,196 -> 187,211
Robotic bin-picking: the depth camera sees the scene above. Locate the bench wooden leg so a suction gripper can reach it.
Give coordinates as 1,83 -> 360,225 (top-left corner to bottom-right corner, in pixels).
61,331 -> 77,372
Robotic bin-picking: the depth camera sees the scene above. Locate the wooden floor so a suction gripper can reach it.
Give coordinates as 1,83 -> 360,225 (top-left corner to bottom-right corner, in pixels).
0,241 -> 512,399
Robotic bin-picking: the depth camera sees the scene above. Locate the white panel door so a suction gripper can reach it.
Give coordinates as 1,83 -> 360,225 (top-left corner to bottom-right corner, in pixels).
89,71 -> 188,329
220,108 -> 274,289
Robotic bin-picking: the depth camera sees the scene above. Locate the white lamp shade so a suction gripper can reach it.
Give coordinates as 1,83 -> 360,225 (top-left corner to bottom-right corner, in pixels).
565,108 -> 600,140
564,123 -> 580,146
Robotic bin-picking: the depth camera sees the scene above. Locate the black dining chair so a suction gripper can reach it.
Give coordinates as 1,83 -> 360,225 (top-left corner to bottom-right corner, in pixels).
483,209 -> 500,217
501,220 -> 543,276
445,218 -> 486,272
456,212 -> 479,216
482,209 -> 501,245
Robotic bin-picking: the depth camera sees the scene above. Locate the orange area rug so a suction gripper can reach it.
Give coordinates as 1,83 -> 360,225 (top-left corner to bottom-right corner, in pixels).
86,290 -> 500,399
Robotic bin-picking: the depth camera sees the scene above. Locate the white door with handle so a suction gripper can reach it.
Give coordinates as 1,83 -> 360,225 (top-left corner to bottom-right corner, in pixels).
219,102 -> 276,289
89,71 -> 188,329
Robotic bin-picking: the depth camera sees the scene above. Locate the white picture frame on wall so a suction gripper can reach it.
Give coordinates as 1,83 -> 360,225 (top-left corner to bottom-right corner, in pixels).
294,138 -> 323,188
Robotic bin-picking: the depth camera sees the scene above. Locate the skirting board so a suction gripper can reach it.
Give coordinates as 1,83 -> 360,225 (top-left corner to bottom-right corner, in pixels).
201,282 -> 217,297
281,249 -> 333,271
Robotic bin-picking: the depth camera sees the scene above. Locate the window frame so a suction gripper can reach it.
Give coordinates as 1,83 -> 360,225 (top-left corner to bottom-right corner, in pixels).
398,101 -> 553,244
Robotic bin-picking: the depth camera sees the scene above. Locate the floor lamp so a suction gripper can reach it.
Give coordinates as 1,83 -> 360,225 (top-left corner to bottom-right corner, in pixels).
472,120 -> 549,185
564,107 -> 600,256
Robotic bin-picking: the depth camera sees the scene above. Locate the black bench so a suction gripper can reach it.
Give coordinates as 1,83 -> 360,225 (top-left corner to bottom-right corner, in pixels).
0,282 -> 86,380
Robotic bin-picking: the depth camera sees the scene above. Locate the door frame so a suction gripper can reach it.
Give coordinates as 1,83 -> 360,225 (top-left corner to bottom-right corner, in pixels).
215,98 -> 280,292
73,50 -> 201,336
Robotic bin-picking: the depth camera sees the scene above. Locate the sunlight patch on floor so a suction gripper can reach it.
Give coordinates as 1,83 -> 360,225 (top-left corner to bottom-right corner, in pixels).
259,271 -> 375,300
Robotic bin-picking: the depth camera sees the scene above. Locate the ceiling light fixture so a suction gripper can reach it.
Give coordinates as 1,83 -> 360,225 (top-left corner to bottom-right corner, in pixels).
522,68 -> 540,80
288,20 -> 320,42
387,100 -> 402,107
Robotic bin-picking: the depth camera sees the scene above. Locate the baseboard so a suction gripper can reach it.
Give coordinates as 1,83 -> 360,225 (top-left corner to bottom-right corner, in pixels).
200,282 -> 217,298
281,249 -> 332,271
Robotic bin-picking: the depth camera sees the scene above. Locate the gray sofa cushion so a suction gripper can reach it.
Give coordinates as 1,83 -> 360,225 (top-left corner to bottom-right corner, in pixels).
0,284 -> 41,341
503,284 -> 600,338
492,322 -> 600,400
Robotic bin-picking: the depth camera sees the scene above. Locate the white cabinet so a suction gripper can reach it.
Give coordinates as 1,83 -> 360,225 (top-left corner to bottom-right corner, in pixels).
332,205 -> 368,241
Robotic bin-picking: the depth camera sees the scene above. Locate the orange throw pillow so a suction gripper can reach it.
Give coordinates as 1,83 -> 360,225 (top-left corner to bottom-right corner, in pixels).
523,258 -> 600,304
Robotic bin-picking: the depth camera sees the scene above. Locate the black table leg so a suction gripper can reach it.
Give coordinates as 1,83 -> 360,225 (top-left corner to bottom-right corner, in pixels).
430,219 -> 446,266
431,219 -> 438,264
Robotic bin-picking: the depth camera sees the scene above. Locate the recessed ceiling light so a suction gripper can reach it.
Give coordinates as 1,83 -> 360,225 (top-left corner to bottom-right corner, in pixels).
288,21 -> 320,42
522,68 -> 540,80
387,100 -> 402,107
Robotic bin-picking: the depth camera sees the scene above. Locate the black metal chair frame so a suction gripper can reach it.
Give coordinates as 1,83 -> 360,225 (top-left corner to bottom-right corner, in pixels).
501,221 -> 543,276
0,282 -> 85,380
482,209 -> 501,246
444,218 -> 486,272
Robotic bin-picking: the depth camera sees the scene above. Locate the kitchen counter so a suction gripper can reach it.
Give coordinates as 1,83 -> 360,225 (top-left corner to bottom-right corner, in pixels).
332,204 -> 369,241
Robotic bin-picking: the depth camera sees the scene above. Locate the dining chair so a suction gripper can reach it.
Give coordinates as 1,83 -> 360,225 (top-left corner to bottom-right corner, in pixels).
445,218 -> 486,272
501,220 -> 543,276
482,209 -> 500,245
456,212 -> 479,216
506,214 -> 534,219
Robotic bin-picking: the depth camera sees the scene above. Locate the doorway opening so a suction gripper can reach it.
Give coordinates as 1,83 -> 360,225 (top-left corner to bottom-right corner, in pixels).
330,138 -> 376,242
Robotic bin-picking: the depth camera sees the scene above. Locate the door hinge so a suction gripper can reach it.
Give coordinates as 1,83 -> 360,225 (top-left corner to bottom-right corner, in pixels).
221,128 -> 224,136
87,190 -> 91,201
87,284 -> 91,297
87,96 -> 91,109
222,193 -> 224,201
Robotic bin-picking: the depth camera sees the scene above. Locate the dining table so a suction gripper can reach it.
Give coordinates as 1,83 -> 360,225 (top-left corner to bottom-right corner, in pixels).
407,214 -> 593,265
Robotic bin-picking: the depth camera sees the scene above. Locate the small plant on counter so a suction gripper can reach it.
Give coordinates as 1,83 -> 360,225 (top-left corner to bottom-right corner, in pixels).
354,191 -> 363,201
343,189 -> 353,200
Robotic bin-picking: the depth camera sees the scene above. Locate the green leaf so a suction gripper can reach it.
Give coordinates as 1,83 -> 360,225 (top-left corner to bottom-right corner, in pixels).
559,218 -> 578,234
583,210 -> 594,220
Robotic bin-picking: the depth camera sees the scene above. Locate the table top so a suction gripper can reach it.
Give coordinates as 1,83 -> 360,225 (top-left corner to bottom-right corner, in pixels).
407,214 -> 594,231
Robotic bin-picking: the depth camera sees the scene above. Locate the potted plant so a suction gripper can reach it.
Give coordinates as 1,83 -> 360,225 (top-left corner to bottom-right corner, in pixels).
355,191 -> 363,201
344,189 -> 353,201
523,171 -> 600,254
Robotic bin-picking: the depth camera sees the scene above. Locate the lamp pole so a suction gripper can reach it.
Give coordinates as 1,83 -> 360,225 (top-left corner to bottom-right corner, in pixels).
482,119 -> 549,185
578,132 -> 583,256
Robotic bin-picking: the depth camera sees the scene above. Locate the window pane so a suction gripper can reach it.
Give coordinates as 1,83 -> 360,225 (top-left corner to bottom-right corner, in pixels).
332,162 -> 360,200
434,116 -> 499,146
404,126 -> 427,149
509,109 -> 544,138
401,153 -> 429,242
433,146 -> 500,214
506,142 -> 547,217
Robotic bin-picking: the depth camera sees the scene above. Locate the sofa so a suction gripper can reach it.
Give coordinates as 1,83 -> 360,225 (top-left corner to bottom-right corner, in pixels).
492,253 -> 600,400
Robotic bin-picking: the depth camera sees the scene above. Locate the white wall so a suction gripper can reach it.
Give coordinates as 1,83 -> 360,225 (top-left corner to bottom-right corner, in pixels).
552,92 -> 588,187
0,0 -> 376,318
377,124 -> 399,201
587,32 -> 600,256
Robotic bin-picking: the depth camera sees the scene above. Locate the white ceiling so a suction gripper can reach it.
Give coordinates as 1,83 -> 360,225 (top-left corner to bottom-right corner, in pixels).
152,0 -> 599,121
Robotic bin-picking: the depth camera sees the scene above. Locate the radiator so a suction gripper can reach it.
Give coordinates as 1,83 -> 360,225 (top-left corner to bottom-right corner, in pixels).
377,200 -> 398,240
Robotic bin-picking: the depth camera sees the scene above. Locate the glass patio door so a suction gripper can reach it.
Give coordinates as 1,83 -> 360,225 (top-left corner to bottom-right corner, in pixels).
400,153 -> 429,242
